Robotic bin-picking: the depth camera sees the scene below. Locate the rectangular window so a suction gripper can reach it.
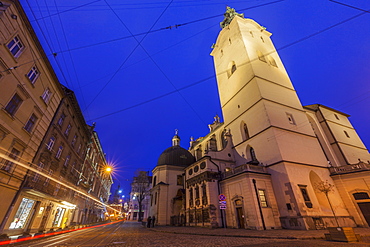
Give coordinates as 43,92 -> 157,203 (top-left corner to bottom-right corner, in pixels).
7,36 -> 24,57
32,162 -> 44,182
46,137 -> 55,151
44,169 -> 53,186
299,185 -> 313,208
57,113 -> 65,126
177,175 -> 183,185
56,145 -> 63,159
41,88 -> 51,103
71,135 -> 77,146
64,124 -> 71,136
24,114 -> 38,133
63,155 -> 70,167
27,66 -> 39,84
258,189 -> 268,207
5,93 -> 23,116
9,198 -> 35,229
1,148 -> 20,173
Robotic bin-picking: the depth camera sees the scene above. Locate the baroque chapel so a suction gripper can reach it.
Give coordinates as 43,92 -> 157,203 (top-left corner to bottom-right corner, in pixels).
149,8 -> 370,230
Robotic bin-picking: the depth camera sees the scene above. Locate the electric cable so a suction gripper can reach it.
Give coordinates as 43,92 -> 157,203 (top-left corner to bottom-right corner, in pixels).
86,5 -> 369,121
103,0 -> 207,125
83,0 -> 175,111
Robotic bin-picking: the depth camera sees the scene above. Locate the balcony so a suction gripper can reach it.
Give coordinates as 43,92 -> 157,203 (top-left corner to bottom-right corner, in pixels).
222,163 -> 268,179
330,162 -> 370,175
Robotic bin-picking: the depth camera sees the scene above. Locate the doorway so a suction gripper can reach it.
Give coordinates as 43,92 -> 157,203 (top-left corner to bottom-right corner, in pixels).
236,207 -> 244,228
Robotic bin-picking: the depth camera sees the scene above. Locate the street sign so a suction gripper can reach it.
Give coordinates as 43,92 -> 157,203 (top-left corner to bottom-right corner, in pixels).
219,194 -> 226,201
220,205 -> 226,209
219,201 -> 226,205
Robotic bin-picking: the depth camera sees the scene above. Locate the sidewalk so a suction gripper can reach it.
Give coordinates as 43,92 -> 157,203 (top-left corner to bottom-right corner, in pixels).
149,225 -> 370,240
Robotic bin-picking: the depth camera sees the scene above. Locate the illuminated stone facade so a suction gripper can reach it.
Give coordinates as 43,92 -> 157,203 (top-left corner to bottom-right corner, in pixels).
150,12 -> 370,230
0,1 -> 113,237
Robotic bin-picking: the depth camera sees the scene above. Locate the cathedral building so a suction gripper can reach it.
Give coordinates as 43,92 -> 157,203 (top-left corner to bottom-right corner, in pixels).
149,8 -> 370,230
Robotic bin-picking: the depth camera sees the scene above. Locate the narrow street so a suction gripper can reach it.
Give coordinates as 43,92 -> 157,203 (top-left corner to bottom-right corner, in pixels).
6,221 -> 369,247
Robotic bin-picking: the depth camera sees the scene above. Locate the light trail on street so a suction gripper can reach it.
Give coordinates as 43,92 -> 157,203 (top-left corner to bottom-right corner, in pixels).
7,221 -> 368,247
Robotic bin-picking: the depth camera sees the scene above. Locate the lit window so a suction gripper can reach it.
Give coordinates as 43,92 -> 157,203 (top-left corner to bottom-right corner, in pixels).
24,114 -> 38,133
71,134 -> 77,146
56,145 -> 63,159
7,36 -> 24,57
258,189 -> 268,207
64,124 -> 71,136
5,93 -> 23,116
46,136 -> 55,151
27,66 -> 39,84
63,154 -> 70,167
1,148 -> 20,173
9,198 -> 35,229
41,88 -> 52,103
58,113 -> 65,126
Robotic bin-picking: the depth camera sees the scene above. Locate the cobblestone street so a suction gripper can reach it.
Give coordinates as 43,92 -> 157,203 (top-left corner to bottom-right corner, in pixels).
7,221 -> 370,246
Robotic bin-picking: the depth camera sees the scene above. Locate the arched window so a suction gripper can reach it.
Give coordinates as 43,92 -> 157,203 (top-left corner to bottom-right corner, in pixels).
250,148 -> 257,161
227,61 -> 236,78
268,56 -> 277,67
353,192 -> 370,200
196,147 -> 202,160
153,176 -> 157,186
209,135 -> 217,151
241,122 -> 250,141
221,129 -> 228,149
257,50 -> 266,63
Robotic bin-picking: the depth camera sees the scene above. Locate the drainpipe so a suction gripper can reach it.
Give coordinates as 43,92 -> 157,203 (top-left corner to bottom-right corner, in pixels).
207,156 -> 225,228
252,179 -> 266,230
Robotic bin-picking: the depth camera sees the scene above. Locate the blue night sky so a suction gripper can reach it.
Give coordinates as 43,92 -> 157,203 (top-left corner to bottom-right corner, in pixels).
20,0 -> 370,196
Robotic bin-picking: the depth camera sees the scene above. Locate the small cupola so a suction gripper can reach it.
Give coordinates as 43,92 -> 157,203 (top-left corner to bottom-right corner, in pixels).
172,129 -> 180,146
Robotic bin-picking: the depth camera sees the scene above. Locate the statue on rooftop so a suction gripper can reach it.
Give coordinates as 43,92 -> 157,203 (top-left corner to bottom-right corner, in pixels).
220,6 -> 244,28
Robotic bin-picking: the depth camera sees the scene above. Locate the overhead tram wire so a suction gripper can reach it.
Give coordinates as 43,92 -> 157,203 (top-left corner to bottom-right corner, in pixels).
6,0 -> 283,73
329,0 -> 370,13
53,0 -> 284,55
55,0 -> 91,120
87,5 -> 369,122
29,0 -> 102,22
87,75 -> 215,121
84,0 -> 175,112
25,0 -> 261,12
104,0 -> 208,126
25,0 -> 71,88
43,0 -> 73,85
